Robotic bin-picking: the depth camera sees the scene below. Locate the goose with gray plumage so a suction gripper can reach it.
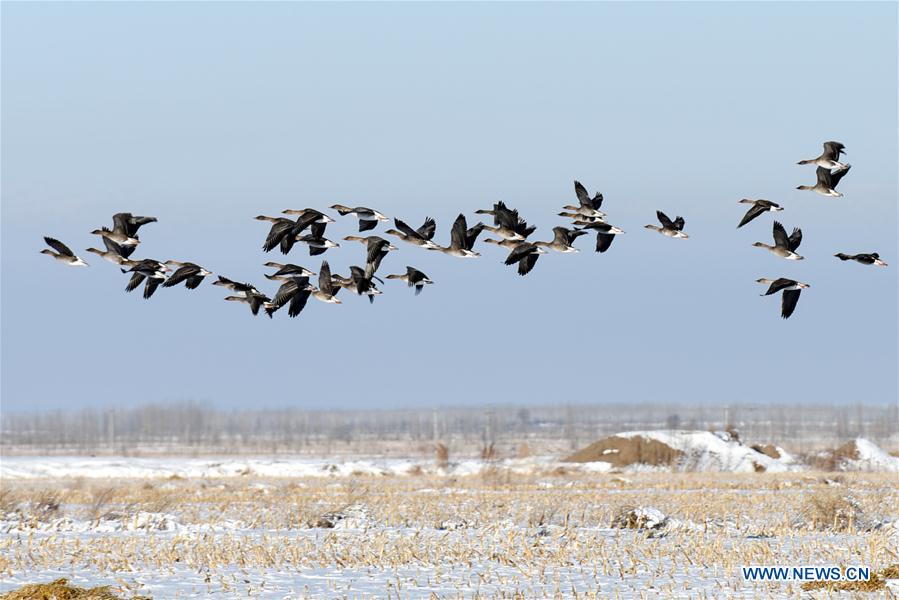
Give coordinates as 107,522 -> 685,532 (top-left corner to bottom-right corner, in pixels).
533,226 -> 588,253
483,238 -> 522,251
756,277 -> 809,319
645,211 -> 688,239
503,242 -> 546,276
477,202 -> 535,241
797,165 -> 851,197
576,221 -> 625,253
86,235 -> 136,265
224,290 -> 272,317
434,214 -> 483,258
834,252 -> 888,267
343,235 -> 397,276
331,204 -> 388,232
311,261 -> 342,304
332,266 -> 383,303
41,237 -> 89,266
264,276 -> 314,318
296,224 -> 341,256
558,211 -> 605,225
385,266 -> 433,295
798,141 -> 847,169
212,276 -> 262,296
162,261 -> 214,289
737,199 -> 783,228
123,259 -> 171,299
385,217 -> 439,249
752,221 -> 803,260
263,262 -> 316,280
562,180 -> 606,219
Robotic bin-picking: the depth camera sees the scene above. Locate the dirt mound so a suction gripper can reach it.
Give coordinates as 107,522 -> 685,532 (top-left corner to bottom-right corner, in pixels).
0,578 -> 147,600
751,444 -> 781,459
564,431 -> 801,472
833,441 -> 862,461
564,435 -> 683,467
808,439 -> 899,472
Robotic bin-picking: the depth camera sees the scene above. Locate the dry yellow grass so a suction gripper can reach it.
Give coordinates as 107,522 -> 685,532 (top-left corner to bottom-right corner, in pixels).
0,471 -> 896,598
0,578 -> 146,600
800,564 -> 899,593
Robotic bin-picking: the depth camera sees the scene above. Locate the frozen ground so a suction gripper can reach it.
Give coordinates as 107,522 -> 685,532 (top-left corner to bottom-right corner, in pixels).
1,463 -> 897,598
4,434 -> 896,480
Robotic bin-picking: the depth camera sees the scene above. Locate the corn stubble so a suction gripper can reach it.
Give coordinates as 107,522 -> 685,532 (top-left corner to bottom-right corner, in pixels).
0,472 -> 897,598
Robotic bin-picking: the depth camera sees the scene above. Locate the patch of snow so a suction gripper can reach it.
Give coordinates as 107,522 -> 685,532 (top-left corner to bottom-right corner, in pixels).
313,504 -> 375,529
839,438 -> 899,472
1,512 -> 244,534
615,430 -> 803,473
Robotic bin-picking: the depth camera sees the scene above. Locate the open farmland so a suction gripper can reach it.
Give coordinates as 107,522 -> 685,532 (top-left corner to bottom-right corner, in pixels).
1,463 -> 897,599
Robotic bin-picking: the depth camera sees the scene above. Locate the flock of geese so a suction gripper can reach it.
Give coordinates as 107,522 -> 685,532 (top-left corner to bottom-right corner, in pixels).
41,141 -> 887,320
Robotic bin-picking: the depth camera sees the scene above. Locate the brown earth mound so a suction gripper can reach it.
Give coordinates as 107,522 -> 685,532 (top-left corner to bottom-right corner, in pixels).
0,578 -> 148,600
832,440 -> 862,461
564,435 -> 683,467
751,444 -> 781,460
805,440 -> 862,471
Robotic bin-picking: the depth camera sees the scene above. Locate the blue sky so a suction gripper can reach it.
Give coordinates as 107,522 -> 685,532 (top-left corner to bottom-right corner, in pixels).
2,2 -> 896,411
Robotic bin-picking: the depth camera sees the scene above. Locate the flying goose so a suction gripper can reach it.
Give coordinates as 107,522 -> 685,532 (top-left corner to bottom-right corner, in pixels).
503,242 -> 546,276
385,217 -> 440,250
477,202 -> 535,241
113,213 -> 157,237
330,205 -> 388,232
385,266 -> 433,295
86,235 -> 136,265
283,209 -> 335,245
308,261 -> 341,304
534,226 -> 588,253
90,212 -> 154,247
282,208 -> 335,223
737,199 -> 783,228
332,266 -> 383,303
563,181 -> 606,218
797,165 -> 851,197
434,214 -> 483,258
835,252 -> 888,267
483,238 -> 524,251
224,289 -> 272,317
756,277 -> 809,319
215,277 -> 269,315
91,226 -> 139,247
264,276 -> 314,318
798,141 -> 847,169
296,224 -> 341,256
257,210 -> 334,254
162,261 -> 214,289
558,211 -> 605,225
645,211 -> 688,239
256,215 -> 300,254
576,221 -> 625,252
343,235 -> 398,276
41,237 -> 89,266
123,259 -> 170,299
290,221 -> 338,255
263,262 -> 316,280
212,276 -> 262,296
752,221 -> 803,260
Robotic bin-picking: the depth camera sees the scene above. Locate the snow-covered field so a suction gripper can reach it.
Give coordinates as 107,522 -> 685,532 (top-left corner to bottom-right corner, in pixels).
3,434 -> 896,481
1,455 -> 898,599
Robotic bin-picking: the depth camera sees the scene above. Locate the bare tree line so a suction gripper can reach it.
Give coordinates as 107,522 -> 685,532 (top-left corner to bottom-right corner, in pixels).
1,401 -> 896,456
